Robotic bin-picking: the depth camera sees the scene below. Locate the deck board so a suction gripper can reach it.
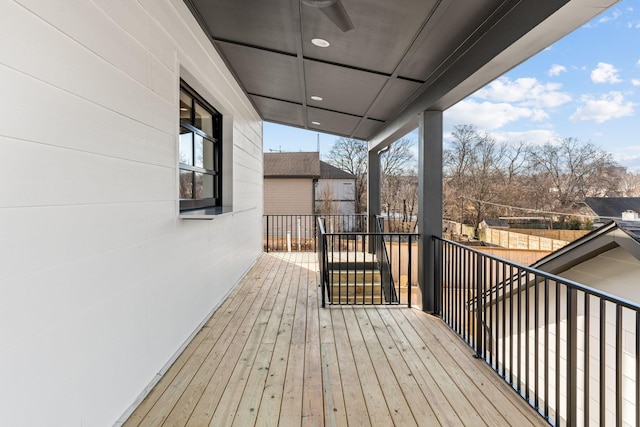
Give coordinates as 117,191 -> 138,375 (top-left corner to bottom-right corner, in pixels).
123,252 -> 548,427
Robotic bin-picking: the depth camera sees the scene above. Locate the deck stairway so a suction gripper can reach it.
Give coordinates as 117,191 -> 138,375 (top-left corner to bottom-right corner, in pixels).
325,254 -> 400,305
317,217 -> 412,306
327,261 -> 385,304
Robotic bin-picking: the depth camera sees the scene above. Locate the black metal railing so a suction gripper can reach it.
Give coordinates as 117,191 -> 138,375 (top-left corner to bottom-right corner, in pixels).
318,217 -> 418,307
263,214 -> 366,252
434,236 -> 640,426
375,216 -> 396,302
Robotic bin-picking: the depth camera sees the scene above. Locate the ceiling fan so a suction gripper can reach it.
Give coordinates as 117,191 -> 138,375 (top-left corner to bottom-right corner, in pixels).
301,0 -> 355,32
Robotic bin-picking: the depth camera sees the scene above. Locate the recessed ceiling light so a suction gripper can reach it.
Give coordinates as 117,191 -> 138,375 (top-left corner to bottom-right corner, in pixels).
311,38 -> 330,48
179,107 -> 189,111
311,121 -> 321,125
310,95 -> 323,101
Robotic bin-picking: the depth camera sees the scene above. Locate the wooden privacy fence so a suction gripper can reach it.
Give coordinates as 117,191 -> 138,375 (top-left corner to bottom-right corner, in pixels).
385,241 -> 418,287
480,228 -> 570,251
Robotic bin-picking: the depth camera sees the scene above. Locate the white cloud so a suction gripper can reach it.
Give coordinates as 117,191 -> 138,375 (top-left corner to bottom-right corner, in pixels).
591,62 -> 622,84
570,91 -> 635,123
491,130 -> 559,146
632,79 -> 640,86
599,9 -> 622,23
547,64 -> 567,77
446,100 -> 545,130
475,77 -> 571,108
612,146 -> 640,172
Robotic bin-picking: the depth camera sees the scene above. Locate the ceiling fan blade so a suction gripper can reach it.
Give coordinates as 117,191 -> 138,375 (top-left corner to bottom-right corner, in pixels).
302,0 -> 355,32
319,0 -> 354,32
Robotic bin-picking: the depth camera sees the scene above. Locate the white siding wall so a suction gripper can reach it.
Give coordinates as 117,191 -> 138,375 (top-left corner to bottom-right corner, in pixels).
315,178 -> 356,215
0,1 -> 263,426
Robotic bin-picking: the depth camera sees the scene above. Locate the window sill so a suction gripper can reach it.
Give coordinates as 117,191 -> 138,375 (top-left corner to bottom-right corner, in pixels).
179,206 -> 232,220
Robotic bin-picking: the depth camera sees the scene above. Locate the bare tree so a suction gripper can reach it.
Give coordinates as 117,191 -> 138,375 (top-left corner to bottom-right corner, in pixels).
327,137 -> 417,216
527,138 -> 619,211
618,170 -> 640,197
315,185 -> 337,215
444,125 -> 511,228
379,138 -> 417,230
381,137 -> 415,176
326,137 -> 368,213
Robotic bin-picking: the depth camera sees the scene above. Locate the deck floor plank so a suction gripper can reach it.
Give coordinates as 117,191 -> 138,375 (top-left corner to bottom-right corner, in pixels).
317,300 -> 347,427
182,255 -> 287,427
389,310 -> 486,425
231,254 -> 298,427
277,255 -> 308,424
363,308 -> 439,426
254,256 -> 301,426
330,308 -> 372,426
347,307 -> 419,426
301,254 -> 325,427
125,255 -> 275,427
123,252 -> 548,427
413,309 -> 546,425
385,308 -> 482,426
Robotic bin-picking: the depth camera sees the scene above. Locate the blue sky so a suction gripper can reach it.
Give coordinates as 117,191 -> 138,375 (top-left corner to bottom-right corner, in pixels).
264,0 -> 640,169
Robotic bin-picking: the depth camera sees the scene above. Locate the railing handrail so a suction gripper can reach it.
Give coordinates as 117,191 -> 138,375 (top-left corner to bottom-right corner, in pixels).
435,236 -> 640,426
323,231 -> 420,236
434,235 -> 640,312
264,213 -> 368,252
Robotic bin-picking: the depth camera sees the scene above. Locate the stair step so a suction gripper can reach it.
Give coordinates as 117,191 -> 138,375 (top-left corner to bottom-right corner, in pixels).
330,270 -> 381,283
328,261 -> 378,270
330,284 -> 382,295
330,295 -> 385,304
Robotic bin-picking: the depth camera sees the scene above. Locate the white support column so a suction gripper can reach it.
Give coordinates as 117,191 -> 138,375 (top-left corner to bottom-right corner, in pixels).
368,148 -> 381,232
417,110 -> 443,313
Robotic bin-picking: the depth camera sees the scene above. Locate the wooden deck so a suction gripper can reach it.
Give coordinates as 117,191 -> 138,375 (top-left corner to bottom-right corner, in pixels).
123,252 -> 547,427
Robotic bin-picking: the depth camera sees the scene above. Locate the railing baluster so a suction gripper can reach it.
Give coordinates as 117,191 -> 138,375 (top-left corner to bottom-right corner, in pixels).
518,266 -> 523,394
476,252 -> 483,358
616,304 -> 622,427
518,270 -> 531,401
408,234 -> 412,308
555,279 -> 561,424
545,277 -> 550,421
535,274 -> 539,410
501,261 -> 506,378
637,311 -> 640,427
600,299 -> 606,427
510,263 -> 514,387
584,293 -> 590,427
568,287 -> 577,427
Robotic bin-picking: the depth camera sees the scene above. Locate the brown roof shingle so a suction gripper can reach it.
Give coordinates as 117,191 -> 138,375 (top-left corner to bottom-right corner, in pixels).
264,152 -> 321,178
319,161 -> 356,180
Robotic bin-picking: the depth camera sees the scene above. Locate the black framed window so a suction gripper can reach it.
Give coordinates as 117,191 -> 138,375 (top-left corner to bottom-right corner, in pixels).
179,80 -> 222,211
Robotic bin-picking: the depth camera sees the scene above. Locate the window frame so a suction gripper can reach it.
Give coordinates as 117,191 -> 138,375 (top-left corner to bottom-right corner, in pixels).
178,80 -> 223,211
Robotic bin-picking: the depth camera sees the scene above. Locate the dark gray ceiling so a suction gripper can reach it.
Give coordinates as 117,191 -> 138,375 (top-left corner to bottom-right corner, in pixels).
185,0 -> 617,145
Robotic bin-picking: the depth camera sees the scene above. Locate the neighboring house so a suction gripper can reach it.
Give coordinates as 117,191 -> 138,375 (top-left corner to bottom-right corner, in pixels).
531,219 -> 640,291
263,152 -> 321,215
263,152 -> 356,216
263,152 -> 358,239
584,197 -> 640,224
316,161 -> 357,216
